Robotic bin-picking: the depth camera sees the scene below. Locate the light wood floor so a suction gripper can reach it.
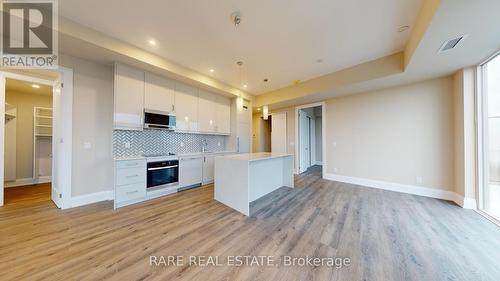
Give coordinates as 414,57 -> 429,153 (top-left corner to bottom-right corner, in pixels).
1,170 -> 500,281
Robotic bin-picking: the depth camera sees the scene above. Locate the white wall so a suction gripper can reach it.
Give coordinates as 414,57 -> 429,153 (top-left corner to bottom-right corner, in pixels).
325,77 -> 454,191
453,68 -> 476,200
59,54 -> 114,197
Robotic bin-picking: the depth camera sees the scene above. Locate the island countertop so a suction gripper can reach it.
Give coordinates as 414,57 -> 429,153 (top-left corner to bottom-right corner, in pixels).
216,152 -> 293,162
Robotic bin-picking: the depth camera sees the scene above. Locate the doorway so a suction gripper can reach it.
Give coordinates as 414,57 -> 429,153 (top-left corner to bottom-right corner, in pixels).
296,103 -> 325,177
252,113 -> 272,152
4,78 -> 53,206
0,69 -> 73,208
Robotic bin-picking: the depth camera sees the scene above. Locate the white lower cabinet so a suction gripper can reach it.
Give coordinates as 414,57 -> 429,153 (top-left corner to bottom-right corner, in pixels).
202,155 -> 215,184
179,156 -> 203,188
114,159 -> 147,208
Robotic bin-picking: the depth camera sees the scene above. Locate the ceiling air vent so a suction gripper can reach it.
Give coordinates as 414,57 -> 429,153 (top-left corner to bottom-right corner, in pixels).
439,35 -> 468,53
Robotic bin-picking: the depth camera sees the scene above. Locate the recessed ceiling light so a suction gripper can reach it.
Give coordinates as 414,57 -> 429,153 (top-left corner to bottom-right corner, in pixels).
257,108 -> 261,111
209,68 -> 215,73
398,25 -> 409,32
148,39 -> 157,46
243,84 -> 248,88
32,84 -> 40,89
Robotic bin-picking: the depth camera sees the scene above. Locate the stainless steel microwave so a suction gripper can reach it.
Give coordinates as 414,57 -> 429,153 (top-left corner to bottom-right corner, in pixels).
144,109 -> 176,130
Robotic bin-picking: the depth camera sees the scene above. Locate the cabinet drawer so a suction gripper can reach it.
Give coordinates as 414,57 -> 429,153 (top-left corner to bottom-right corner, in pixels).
116,160 -> 145,169
115,182 -> 146,203
115,166 -> 145,186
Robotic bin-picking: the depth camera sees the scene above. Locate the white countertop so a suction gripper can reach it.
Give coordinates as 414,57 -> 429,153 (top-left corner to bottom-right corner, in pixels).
114,156 -> 146,161
115,151 -> 237,161
218,152 -> 293,162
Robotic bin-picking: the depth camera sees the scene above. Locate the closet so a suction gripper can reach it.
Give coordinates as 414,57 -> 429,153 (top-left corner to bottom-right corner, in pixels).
33,107 -> 53,180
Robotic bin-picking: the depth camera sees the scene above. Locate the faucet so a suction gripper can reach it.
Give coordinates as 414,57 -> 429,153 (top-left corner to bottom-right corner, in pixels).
201,139 -> 208,153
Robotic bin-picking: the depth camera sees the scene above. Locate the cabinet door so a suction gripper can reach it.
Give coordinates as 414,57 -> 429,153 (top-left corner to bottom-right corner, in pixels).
198,89 -> 218,133
202,155 -> 215,184
179,157 -> 203,187
216,96 -> 231,134
175,82 -> 199,131
144,72 -> 175,113
114,63 -> 145,130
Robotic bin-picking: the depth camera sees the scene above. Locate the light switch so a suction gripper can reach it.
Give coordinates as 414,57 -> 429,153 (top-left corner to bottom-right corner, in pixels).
180,141 -> 184,147
218,142 -> 221,146
333,142 -> 337,148
83,142 -> 92,149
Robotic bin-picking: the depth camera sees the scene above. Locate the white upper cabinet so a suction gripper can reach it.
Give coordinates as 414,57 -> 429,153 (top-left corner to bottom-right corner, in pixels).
144,72 -> 175,113
175,82 -> 199,132
216,96 -> 231,134
113,63 -> 231,135
114,63 -> 145,130
198,89 -> 218,133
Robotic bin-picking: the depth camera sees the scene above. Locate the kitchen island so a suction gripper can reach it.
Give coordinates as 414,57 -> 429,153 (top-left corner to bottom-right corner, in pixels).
214,152 -> 294,216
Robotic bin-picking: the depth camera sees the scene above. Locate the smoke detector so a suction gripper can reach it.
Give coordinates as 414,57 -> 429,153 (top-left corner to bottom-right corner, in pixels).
439,35 -> 468,53
231,12 -> 242,27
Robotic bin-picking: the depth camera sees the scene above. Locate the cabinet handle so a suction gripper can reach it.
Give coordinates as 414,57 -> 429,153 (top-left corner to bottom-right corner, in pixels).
126,190 -> 139,195
126,174 -> 139,178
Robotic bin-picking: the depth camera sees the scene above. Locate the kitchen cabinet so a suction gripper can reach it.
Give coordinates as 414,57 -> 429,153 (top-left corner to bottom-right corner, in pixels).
179,156 -> 203,188
114,63 -> 145,130
114,159 -> 147,208
144,72 -> 175,113
175,82 -> 199,132
199,90 -> 231,135
216,96 -> 231,134
202,154 -> 215,184
198,89 -> 218,133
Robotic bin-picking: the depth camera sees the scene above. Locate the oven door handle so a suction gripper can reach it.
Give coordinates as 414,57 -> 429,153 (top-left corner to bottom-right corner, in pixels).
147,165 -> 179,171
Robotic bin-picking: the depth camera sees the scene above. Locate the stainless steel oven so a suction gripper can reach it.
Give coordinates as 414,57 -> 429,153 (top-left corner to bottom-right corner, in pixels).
144,109 -> 176,130
147,159 -> 179,189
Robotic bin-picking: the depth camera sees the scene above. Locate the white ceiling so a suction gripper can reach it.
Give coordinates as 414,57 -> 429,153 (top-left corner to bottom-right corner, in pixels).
59,0 -> 422,94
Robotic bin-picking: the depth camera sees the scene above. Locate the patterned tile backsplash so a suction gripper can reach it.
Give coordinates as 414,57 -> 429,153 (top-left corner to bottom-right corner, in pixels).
113,129 -> 227,157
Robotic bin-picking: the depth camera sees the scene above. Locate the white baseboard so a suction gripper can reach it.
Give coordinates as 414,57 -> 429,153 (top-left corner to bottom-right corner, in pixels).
4,176 -> 52,188
315,161 -> 323,165
324,173 -> 476,209
70,190 -> 113,208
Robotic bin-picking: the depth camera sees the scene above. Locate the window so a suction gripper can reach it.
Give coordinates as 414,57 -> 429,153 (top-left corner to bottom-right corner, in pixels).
479,52 -> 500,220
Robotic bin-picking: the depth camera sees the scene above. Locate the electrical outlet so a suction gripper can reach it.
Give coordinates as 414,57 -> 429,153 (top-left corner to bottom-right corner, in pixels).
218,142 -> 221,146
180,142 -> 184,147
416,176 -> 423,184
333,142 -> 337,148
124,142 -> 131,149
334,167 -> 338,173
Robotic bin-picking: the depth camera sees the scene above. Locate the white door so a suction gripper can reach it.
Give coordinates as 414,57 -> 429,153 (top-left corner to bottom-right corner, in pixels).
299,112 -> 310,173
52,68 -> 73,209
51,82 -> 62,207
310,118 -> 316,166
271,112 -> 287,153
